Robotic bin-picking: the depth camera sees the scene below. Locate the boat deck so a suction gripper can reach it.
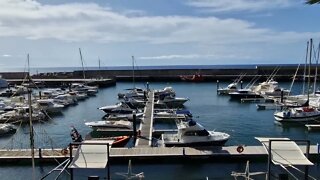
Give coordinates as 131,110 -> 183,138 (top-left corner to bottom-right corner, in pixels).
136,91 -> 154,147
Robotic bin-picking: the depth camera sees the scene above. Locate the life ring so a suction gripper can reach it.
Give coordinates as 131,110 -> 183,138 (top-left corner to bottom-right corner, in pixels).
237,145 -> 244,153
61,148 -> 68,155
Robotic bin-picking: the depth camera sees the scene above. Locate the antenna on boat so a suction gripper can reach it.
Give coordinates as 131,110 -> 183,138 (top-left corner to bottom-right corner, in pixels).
27,54 -> 36,180
79,48 -> 86,80
132,56 -> 135,88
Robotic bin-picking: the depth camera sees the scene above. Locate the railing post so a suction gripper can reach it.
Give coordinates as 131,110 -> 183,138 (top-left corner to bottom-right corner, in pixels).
69,143 -> 73,180
305,140 -> 310,180
107,143 -> 110,180
267,140 -> 272,180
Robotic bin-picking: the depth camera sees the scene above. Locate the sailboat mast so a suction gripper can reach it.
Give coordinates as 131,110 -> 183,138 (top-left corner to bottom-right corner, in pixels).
313,43 -> 319,95
27,54 -> 35,180
98,57 -> 101,79
132,56 -> 135,88
79,48 -> 86,80
308,39 -> 313,102
303,41 -> 309,95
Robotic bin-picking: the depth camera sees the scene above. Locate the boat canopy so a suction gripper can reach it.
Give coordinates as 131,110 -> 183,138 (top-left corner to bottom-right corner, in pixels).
255,137 -> 313,166
69,140 -> 113,169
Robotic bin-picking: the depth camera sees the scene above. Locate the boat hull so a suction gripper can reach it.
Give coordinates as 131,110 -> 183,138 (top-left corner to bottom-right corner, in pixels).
229,93 -> 262,100
274,114 -> 320,122
163,139 -> 228,147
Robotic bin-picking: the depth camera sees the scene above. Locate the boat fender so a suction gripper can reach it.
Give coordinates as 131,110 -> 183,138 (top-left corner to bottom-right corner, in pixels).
61,148 -> 68,155
236,145 -> 244,153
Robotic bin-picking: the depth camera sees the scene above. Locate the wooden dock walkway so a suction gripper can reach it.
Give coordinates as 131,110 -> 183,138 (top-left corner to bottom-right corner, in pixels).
136,91 -> 154,147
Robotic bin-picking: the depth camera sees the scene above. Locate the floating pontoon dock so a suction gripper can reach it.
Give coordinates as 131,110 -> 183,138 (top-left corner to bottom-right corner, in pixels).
0,145 -> 318,163
136,91 -> 154,147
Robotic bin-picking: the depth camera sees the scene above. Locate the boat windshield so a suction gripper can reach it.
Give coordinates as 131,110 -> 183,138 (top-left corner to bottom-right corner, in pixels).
184,129 -> 209,136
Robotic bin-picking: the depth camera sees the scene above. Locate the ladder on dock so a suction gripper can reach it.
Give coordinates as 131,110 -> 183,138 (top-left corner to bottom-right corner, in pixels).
136,91 -> 154,147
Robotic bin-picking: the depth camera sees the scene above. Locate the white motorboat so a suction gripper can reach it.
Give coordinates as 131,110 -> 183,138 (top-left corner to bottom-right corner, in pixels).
68,91 -> 88,101
0,123 -> 17,136
274,106 -> 320,122
154,86 -> 176,99
54,94 -> 77,106
254,79 -> 290,97
98,102 -> 138,114
229,88 -> 262,100
157,96 -> 189,107
217,74 -> 245,95
118,87 -> 145,99
0,101 -> 14,112
0,109 -> 46,123
217,83 -> 238,95
36,99 -> 64,114
71,83 -> 98,95
104,112 -> 144,122
85,120 -> 133,130
161,119 -> 230,147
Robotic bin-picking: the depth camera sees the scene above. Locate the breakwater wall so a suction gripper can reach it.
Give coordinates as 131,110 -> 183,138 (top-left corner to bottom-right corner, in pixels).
70,65 -> 315,82
3,64 -> 317,82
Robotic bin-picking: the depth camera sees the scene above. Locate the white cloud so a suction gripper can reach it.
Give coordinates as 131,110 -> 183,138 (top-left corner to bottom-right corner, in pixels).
139,53 -> 250,60
186,0 -> 295,13
0,0 -> 317,47
2,54 -> 11,57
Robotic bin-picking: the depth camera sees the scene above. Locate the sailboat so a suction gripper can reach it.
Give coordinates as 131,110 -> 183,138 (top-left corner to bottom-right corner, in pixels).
274,39 -> 320,122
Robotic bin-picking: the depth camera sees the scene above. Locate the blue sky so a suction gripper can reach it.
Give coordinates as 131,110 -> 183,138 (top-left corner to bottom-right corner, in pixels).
0,0 -> 319,68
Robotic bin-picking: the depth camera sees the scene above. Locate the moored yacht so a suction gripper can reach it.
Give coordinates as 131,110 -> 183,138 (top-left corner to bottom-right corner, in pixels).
161,119 -> 230,147
98,102 -> 138,114
85,120 -> 133,130
274,106 -> 320,122
36,99 -> 64,114
229,89 -> 262,100
157,96 -> 189,107
217,83 -> 238,95
0,123 -> 17,136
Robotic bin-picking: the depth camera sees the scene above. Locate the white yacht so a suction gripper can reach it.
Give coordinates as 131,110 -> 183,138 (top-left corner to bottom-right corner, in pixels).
161,119 -> 230,147
53,94 -> 77,106
70,83 -> 98,95
157,96 -> 189,107
118,87 -> 145,99
36,99 -> 64,114
98,102 -> 138,114
217,83 -> 238,95
0,123 -> 17,136
85,120 -> 133,130
274,106 -> 320,122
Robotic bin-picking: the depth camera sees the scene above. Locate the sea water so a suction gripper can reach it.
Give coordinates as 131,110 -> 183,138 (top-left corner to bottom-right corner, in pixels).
0,81 -> 319,179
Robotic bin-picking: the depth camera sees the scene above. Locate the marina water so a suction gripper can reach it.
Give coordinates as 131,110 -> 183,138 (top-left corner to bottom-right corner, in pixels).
0,81 -> 319,179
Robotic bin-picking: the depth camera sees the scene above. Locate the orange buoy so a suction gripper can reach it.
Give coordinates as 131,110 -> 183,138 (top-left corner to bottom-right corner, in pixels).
236,145 -> 244,153
61,148 -> 68,155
